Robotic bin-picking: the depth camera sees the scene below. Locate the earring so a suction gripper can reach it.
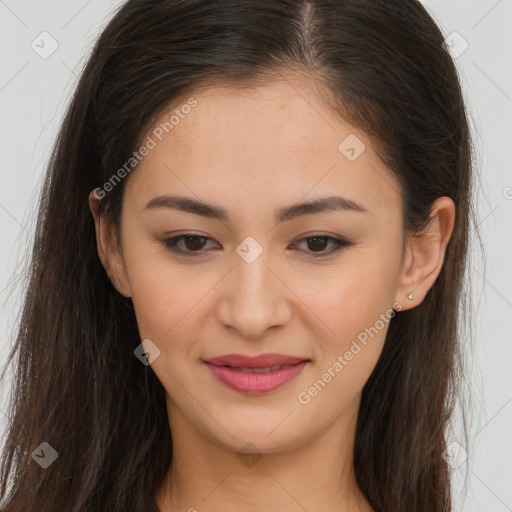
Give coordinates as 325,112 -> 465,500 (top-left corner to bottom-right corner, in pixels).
407,293 -> 414,300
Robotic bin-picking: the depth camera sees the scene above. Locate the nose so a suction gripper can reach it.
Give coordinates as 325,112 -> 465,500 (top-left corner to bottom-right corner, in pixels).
216,247 -> 292,339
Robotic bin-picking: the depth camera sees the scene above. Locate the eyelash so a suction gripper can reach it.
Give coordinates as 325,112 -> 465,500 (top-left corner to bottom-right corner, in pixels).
162,233 -> 352,258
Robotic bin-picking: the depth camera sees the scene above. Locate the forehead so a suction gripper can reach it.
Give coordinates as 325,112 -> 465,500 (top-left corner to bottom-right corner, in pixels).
169,80 -> 350,153
127,79 -> 402,220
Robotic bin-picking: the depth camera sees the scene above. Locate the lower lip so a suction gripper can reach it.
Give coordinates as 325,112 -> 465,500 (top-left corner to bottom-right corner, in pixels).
205,361 -> 309,394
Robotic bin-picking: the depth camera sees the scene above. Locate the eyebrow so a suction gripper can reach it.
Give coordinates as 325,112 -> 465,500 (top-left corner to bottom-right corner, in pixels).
144,194 -> 368,222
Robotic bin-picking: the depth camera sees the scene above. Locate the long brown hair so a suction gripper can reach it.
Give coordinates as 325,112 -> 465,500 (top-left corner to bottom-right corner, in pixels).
0,1 -> 475,511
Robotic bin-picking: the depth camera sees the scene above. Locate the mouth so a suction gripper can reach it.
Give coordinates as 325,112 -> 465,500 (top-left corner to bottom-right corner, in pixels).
204,354 -> 310,394
205,353 -> 308,368
220,364 -> 298,373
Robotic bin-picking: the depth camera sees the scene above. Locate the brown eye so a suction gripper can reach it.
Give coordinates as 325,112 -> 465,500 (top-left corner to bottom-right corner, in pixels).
293,235 -> 352,257
182,235 -> 208,251
163,234 -> 219,256
163,233 -> 352,258
306,236 -> 329,252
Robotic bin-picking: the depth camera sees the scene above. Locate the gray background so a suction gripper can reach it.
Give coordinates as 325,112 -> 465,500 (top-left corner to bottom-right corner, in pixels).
0,1 -> 511,509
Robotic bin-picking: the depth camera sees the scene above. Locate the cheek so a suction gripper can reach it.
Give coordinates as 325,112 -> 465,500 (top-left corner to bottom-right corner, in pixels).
292,249 -> 400,383
295,267 -> 397,414
122,240 -> 214,346
131,275 -> 216,352
297,253 -> 398,336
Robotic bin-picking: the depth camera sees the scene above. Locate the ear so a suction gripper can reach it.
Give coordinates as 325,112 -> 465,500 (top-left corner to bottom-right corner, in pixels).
395,196 -> 455,310
88,189 -> 132,298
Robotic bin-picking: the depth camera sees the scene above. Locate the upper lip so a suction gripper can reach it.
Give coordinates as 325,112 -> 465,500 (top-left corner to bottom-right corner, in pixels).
205,353 -> 309,368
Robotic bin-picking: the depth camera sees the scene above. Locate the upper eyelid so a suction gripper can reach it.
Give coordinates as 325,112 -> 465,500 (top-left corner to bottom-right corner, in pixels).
165,231 -> 346,240
165,233 -> 346,244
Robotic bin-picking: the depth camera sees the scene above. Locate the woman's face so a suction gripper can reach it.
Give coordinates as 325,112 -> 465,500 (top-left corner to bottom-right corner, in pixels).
104,78 -> 408,454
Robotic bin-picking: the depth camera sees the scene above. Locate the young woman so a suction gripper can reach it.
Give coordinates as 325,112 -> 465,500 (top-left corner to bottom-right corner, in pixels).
0,1 -> 475,511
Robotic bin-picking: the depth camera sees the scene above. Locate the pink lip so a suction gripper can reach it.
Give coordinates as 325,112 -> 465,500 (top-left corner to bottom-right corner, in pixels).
204,353 -> 310,394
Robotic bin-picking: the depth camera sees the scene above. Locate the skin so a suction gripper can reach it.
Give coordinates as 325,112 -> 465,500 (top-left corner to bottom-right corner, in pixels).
89,76 -> 455,512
